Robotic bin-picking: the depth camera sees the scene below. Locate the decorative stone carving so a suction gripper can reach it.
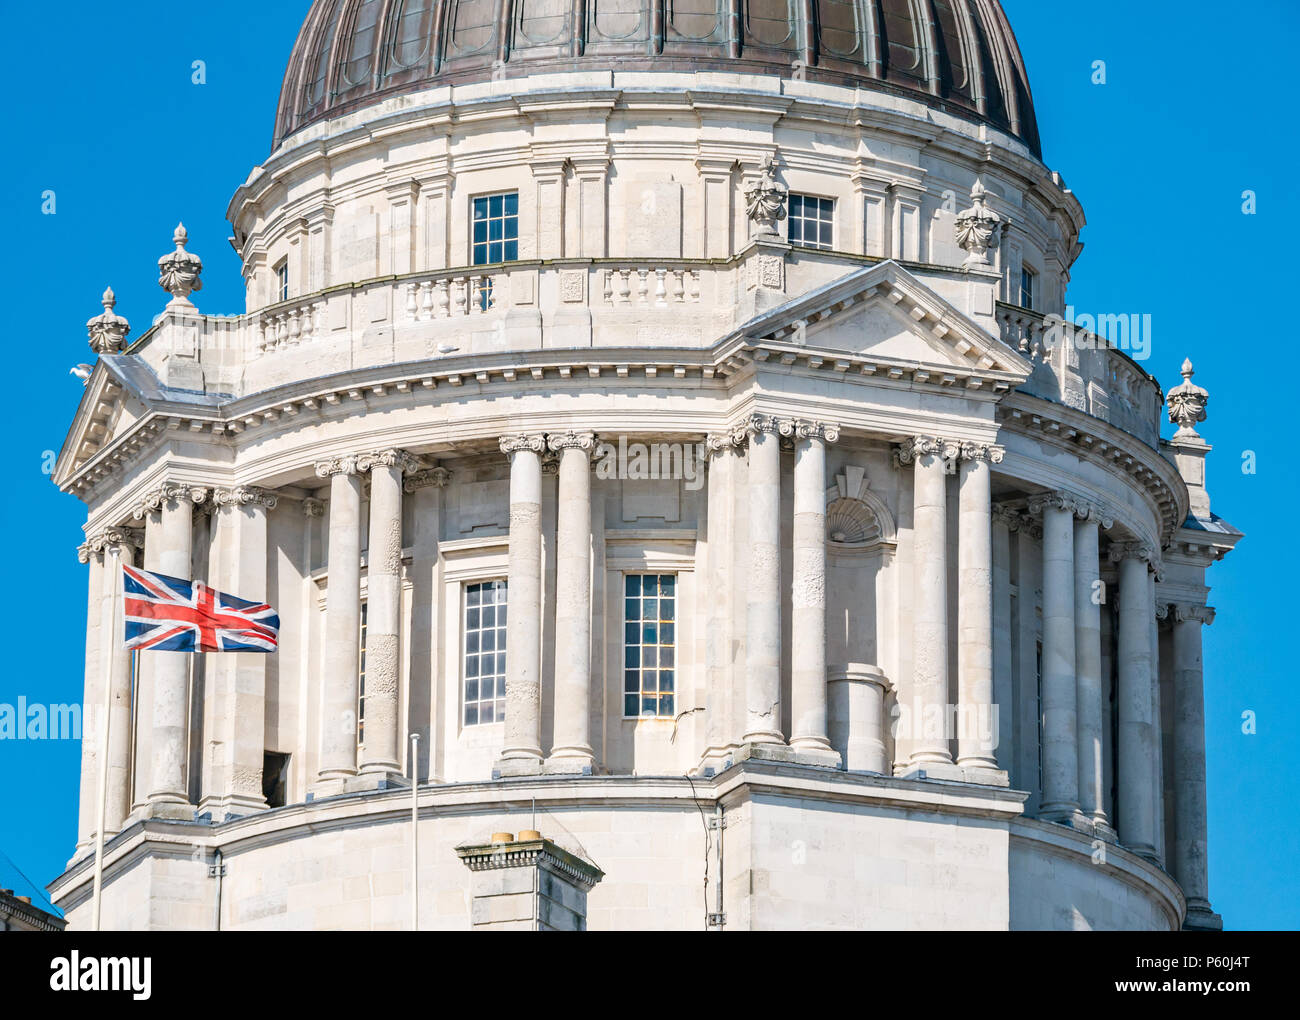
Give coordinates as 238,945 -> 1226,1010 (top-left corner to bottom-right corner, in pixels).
1108,541 -> 1160,571
86,287 -> 131,355
959,441 -> 1005,464
1073,499 -> 1115,530
992,504 -> 1028,531
404,467 -> 452,492
499,435 -> 547,457
795,420 -> 841,444
955,179 -> 1002,268
315,456 -> 360,478
744,154 -> 788,238
1173,603 -> 1216,626
559,271 -> 585,303
1027,490 -> 1082,516
77,526 -> 144,563
302,497 -> 325,518
212,486 -> 279,510
826,498 -> 883,545
745,412 -> 796,438
131,483 -> 210,520
158,223 -> 204,306
1166,358 -> 1209,439
547,431 -> 597,454
896,435 -> 961,466
357,449 -> 422,474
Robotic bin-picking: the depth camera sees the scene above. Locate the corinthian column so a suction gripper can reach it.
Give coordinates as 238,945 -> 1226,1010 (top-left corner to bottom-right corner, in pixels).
358,450 -> 420,777
1172,603 -> 1221,929
1112,542 -> 1159,859
1074,502 -> 1114,834
957,443 -> 1003,771
790,419 -> 840,765
498,435 -> 547,774
546,431 -> 597,774
899,436 -> 956,766
1032,491 -> 1082,824
743,414 -> 790,746
135,483 -> 207,818
315,458 -> 362,787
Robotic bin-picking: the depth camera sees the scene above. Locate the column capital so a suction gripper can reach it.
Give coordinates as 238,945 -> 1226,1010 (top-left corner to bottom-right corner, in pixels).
131,482 -> 210,520
315,455 -> 361,478
404,466 -> 453,492
1172,603 -> 1216,626
499,434 -> 547,457
1107,540 -> 1161,571
705,427 -> 749,457
794,419 -> 840,444
357,448 -> 423,474
991,504 -> 1026,530
745,412 -> 796,438
959,441 -> 1005,464
896,435 -> 960,466
1073,498 -> 1115,529
547,430 -> 597,455
302,497 -> 325,518
1027,490 -> 1083,516
212,486 -> 279,511
78,526 -> 144,562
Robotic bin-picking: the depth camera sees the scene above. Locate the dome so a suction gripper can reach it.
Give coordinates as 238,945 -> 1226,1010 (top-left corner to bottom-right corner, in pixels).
273,0 -> 1041,156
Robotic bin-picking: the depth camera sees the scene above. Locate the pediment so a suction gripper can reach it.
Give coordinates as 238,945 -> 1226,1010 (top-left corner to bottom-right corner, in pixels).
53,360 -> 150,487
734,260 -> 1032,386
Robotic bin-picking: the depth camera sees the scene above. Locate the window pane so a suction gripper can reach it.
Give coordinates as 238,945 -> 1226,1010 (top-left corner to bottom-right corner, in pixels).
464,580 -> 508,726
623,574 -> 679,718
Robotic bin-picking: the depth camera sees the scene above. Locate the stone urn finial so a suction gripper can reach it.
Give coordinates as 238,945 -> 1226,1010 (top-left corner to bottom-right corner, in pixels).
745,154 -> 788,238
158,222 -> 204,307
1166,358 -> 1209,439
86,286 -> 131,355
955,178 -> 1002,268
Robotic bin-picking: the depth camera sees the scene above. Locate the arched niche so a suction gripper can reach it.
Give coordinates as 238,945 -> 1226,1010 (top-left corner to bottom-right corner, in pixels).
824,465 -> 896,667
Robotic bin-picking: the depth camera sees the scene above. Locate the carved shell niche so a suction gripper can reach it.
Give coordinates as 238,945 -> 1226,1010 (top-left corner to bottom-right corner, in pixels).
827,497 -> 883,546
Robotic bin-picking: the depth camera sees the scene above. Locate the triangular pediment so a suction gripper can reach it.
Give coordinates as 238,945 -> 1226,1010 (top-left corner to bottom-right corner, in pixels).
732,261 -> 1032,386
53,358 -> 151,488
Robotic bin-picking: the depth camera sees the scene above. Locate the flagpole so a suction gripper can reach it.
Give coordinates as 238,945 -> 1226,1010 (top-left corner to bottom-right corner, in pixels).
91,544 -> 121,932
410,731 -> 419,932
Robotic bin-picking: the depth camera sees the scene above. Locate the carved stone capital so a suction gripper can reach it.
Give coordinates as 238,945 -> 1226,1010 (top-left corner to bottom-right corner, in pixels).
131,483 -> 210,520
992,504 -> 1026,531
547,431 -> 597,455
896,436 -> 960,466
795,420 -> 841,444
405,467 -> 453,492
78,526 -> 144,562
1027,490 -> 1084,517
302,498 -> 325,518
499,435 -> 547,457
959,442 -> 1005,464
212,486 -> 279,511
745,413 -> 796,438
705,428 -> 749,457
1173,603 -> 1216,626
1073,499 -> 1115,530
1108,541 -> 1160,571
315,456 -> 361,478
86,286 -> 131,355
357,449 -> 423,475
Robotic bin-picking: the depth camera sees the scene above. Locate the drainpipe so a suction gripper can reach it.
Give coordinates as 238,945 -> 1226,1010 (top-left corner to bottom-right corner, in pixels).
210,849 -> 225,932
709,802 -> 726,930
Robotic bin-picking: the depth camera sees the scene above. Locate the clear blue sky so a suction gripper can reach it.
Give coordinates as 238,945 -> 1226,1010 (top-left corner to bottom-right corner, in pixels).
0,0 -> 1293,929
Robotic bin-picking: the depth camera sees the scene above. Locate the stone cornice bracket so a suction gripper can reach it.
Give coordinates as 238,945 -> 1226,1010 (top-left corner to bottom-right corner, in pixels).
315,455 -> 360,478
78,526 -> 144,563
158,223 -> 203,308
302,497 -> 325,518
357,448 -> 423,475
1173,603 -> 1216,626
746,413 -> 796,439
743,153 -> 788,239
1166,358 -> 1209,440
131,483 -> 210,520
895,436 -> 960,468
404,467 -> 453,492
86,286 -> 131,355
955,178 -> 1002,269
795,420 -> 841,444
547,431 -> 598,456
212,486 -> 279,511
499,435 -> 547,458
959,441 -> 1005,464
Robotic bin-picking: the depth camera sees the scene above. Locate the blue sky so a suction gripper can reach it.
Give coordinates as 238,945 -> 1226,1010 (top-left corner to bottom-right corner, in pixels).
0,0 -> 1293,929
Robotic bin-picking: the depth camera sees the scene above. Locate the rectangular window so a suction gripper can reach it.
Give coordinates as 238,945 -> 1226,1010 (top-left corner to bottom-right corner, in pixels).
1020,265 -> 1037,310
262,751 -> 290,809
358,600 -> 368,745
788,193 -> 835,251
471,192 -> 519,267
623,574 -> 676,719
275,259 -> 290,303
464,580 -> 508,726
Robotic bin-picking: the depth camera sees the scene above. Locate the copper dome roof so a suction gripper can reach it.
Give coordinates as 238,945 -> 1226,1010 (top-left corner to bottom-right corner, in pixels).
273,0 -> 1041,156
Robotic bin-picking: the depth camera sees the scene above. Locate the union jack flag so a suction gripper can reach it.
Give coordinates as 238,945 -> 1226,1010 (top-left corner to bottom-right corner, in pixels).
122,565 -> 280,653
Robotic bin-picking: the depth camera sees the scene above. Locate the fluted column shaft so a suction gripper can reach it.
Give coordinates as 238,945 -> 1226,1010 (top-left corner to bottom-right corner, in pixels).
148,490 -> 198,813
360,452 -> 416,775
957,446 -> 1000,770
500,436 -> 546,770
548,432 -> 596,773
1115,546 -> 1158,857
906,438 -> 953,766
1074,511 -> 1109,827
318,463 -> 363,783
1173,605 -> 1215,920
1037,495 -> 1080,820
744,416 -> 786,745
790,421 -> 838,761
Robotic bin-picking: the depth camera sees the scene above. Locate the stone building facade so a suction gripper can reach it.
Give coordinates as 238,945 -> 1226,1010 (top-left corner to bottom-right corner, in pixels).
50,0 -> 1238,930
